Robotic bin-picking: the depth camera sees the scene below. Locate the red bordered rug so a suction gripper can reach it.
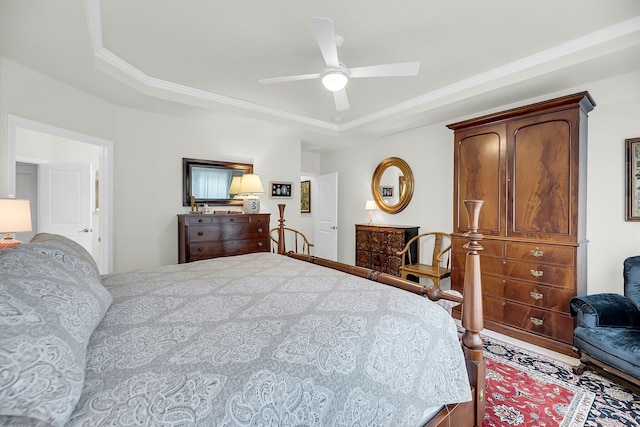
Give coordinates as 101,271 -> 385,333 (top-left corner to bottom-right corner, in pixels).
484,354 -> 595,426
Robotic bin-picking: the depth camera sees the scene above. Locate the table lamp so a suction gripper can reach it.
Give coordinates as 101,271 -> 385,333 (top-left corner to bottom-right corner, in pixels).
228,175 -> 243,198
365,200 -> 377,225
238,174 -> 264,213
0,198 -> 32,250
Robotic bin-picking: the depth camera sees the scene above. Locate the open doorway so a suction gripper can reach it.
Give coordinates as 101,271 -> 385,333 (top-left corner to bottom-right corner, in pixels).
8,115 -> 113,273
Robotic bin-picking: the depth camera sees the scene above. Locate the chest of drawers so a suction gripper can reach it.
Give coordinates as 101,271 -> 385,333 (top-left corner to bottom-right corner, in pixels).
355,224 -> 419,277
178,213 -> 271,263
451,236 -> 585,355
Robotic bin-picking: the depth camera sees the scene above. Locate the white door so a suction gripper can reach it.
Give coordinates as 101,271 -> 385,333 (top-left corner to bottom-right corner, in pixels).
314,172 -> 338,260
38,163 -> 93,254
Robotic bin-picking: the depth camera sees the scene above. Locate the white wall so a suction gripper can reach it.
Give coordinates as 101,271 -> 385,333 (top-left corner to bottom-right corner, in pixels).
321,70 -> 640,296
0,58 -> 116,195
320,122 -> 453,264
0,56 -> 302,273
113,107 -> 302,271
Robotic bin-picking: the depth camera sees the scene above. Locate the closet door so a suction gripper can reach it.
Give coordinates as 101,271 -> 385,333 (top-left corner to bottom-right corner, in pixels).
453,124 -> 507,236
507,109 -> 580,241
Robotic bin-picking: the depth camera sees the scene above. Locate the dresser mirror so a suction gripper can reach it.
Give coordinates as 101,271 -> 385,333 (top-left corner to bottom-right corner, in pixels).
371,157 -> 414,214
182,158 -> 253,206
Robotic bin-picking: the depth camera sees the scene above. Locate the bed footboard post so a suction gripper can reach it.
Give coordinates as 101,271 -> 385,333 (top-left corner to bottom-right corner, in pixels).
277,204 -> 286,255
461,199 -> 486,427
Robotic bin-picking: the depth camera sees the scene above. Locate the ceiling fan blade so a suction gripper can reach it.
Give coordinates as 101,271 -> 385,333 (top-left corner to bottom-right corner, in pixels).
310,16 -> 340,69
348,61 -> 420,78
258,73 -> 321,85
333,89 -> 350,112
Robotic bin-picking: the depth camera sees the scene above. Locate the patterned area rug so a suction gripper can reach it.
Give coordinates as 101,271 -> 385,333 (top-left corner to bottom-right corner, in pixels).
483,335 -> 640,426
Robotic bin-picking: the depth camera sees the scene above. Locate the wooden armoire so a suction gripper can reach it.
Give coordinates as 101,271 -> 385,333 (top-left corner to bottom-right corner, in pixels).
447,92 -> 595,356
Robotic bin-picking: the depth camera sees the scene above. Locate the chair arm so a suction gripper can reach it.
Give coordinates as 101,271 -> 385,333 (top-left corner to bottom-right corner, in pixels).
570,293 -> 640,328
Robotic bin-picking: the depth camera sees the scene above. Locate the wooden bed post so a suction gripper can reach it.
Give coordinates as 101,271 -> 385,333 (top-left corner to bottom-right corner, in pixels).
461,200 -> 486,426
277,203 -> 286,255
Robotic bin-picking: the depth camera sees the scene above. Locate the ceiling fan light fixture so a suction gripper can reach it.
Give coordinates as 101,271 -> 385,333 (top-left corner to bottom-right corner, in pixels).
322,70 -> 348,92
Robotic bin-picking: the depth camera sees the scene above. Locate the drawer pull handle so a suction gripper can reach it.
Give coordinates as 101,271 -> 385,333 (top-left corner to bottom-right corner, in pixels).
198,231 -> 204,236
257,242 -> 263,247
530,269 -> 544,278
530,317 -> 544,326
198,219 -> 204,223
197,247 -> 204,252
257,228 -> 263,233
530,248 -> 544,257
530,291 -> 544,300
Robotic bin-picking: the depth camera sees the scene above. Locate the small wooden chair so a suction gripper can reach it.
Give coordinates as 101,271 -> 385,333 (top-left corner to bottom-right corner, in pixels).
396,232 -> 452,287
270,227 -> 314,255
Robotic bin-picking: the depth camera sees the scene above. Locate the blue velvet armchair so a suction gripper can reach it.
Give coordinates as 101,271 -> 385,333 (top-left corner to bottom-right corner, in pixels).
570,256 -> 640,392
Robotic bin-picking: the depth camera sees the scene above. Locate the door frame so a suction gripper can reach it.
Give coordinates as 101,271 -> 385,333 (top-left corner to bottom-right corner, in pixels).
7,115 -> 114,273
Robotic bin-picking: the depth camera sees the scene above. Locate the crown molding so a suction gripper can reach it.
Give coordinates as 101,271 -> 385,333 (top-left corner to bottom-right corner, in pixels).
84,0 -> 640,134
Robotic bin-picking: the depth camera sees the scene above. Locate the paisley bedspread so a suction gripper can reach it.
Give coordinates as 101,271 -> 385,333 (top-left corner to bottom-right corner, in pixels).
68,252 -> 471,426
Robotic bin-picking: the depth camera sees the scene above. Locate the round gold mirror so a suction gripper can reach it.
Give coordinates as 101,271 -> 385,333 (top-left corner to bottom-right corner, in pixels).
371,157 -> 414,214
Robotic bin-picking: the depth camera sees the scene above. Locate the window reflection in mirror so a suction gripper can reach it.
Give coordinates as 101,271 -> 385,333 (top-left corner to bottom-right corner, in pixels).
190,167 -> 244,199
182,158 -> 253,206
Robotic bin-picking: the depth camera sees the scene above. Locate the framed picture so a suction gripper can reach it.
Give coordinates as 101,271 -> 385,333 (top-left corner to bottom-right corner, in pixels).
300,180 -> 311,213
381,186 -> 393,198
270,181 -> 293,198
626,137 -> 640,221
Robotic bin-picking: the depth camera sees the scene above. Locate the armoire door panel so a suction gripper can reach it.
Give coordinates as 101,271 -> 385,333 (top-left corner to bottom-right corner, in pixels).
508,113 -> 576,240
454,126 -> 506,235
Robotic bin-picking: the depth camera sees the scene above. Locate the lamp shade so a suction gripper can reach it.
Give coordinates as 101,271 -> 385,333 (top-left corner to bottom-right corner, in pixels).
0,199 -> 32,234
228,176 -> 243,196
365,200 -> 377,210
238,174 -> 264,194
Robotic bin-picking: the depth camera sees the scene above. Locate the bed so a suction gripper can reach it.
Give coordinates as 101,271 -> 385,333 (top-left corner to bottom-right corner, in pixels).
0,202 -> 485,427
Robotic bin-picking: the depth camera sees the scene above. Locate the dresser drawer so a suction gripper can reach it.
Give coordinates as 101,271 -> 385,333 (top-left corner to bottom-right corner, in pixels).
505,242 -> 575,266
185,214 -> 268,225
484,295 -> 574,343
481,274 -> 574,313
187,238 -> 270,259
188,224 -> 268,242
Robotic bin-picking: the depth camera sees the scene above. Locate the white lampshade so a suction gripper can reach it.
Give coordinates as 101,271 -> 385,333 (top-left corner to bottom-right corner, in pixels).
0,199 -> 32,248
228,176 -> 243,196
238,174 -> 264,214
238,174 -> 264,195
0,199 -> 32,234
364,200 -> 376,225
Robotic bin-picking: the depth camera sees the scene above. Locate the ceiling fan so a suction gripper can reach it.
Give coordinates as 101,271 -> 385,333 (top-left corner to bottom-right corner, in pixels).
258,16 -> 420,112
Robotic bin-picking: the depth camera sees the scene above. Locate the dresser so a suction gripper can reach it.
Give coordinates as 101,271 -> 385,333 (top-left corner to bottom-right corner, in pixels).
178,213 -> 271,263
355,224 -> 419,277
447,92 -> 595,355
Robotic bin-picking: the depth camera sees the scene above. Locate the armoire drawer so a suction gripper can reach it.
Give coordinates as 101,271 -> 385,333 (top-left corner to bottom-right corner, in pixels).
505,242 -> 575,266
477,257 -> 574,288
483,296 -> 575,344
452,237 -> 503,258
480,274 -> 574,313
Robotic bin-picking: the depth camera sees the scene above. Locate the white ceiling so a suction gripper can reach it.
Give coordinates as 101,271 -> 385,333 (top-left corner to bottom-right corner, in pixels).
1,0 -> 640,151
